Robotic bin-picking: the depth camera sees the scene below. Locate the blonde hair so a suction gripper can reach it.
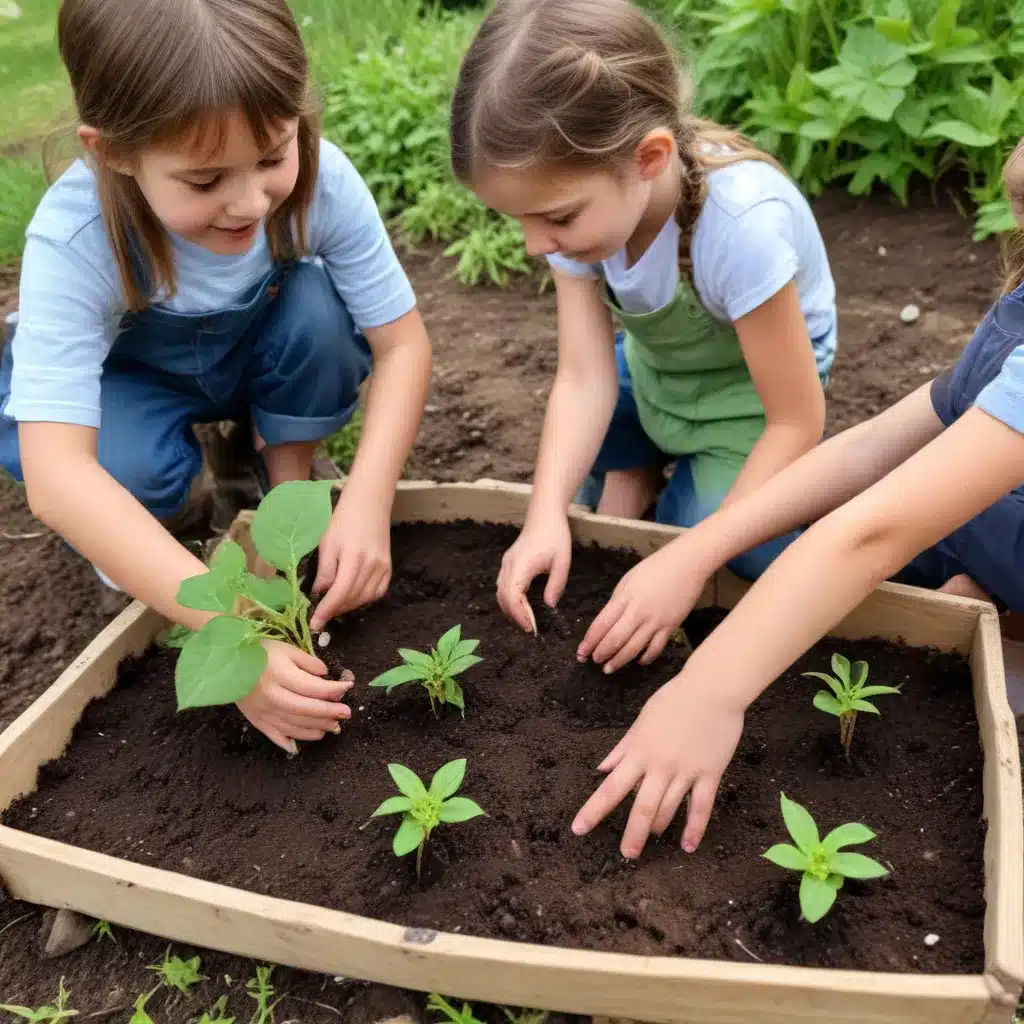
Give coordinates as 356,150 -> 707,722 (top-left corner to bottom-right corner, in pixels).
56,0 -> 321,311
450,0 -> 782,278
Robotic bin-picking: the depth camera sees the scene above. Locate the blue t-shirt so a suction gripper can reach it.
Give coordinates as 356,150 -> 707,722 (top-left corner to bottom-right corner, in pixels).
931,283 -> 1024,434
4,139 -> 416,429
547,159 -> 838,377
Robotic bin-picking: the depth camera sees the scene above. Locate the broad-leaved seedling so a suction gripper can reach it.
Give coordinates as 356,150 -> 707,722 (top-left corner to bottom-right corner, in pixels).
763,793 -> 889,923
0,978 -> 78,1022
369,624 -> 482,715
173,480 -> 334,711
371,758 -> 485,876
804,653 -> 900,758
146,948 -> 205,995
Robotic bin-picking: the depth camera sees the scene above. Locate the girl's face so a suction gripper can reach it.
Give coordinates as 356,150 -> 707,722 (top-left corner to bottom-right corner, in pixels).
89,109 -> 301,255
470,134 -> 675,264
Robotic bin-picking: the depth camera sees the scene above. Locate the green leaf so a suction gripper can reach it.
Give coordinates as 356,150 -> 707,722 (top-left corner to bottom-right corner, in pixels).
429,758 -> 466,799
857,685 -> 902,698
452,637 -> 481,660
369,664 -> 427,690
826,873 -> 845,890
393,816 -> 425,856
849,661 -> 869,689
822,822 -> 876,852
763,843 -> 810,872
830,653 -> 851,684
250,480 -> 334,572
176,570 -> 240,614
850,699 -> 881,714
435,624 -> 462,661
813,691 -> 845,716
388,763 -> 428,801
780,793 -> 820,855
448,654 -> 483,677
211,539 -> 247,578
439,797 -> 486,823
803,671 -> 844,699
372,795 -> 413,817
162,624 -> 194,650
0,1007 -> 45,1021
175,617 -> 267,710
923,120 -> 1000,148
830,852 -> 889,879
398,648 -> 434,672
444,677 -> 465,712
237,573 -> 293,612
799,873 -> 838,923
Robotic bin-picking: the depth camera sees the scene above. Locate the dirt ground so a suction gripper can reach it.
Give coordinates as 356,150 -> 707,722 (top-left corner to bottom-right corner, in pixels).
0,189 -> 1013,1018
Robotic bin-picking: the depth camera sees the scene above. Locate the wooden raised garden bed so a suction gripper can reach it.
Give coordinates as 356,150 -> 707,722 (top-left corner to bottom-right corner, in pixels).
0,480 -> 1022,1024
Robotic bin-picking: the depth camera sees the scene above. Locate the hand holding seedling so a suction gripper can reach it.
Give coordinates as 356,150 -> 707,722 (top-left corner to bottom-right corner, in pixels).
577,538 -> 705,672
572,676 -> 743,858
496,512 -> 572,633
309,483 -> 392,630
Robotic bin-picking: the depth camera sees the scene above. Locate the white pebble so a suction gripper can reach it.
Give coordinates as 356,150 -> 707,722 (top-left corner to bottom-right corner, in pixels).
877,245 -> 887,256
317,631 -> 330,648
900,304 -> 921,324
924,933 -> 940,946
333,975 -> 345,983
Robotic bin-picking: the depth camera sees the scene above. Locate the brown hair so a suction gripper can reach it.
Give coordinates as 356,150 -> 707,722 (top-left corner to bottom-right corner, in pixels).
450,0 -> 782,278
56,0 -> 321,311
1002,141 -> 1024,294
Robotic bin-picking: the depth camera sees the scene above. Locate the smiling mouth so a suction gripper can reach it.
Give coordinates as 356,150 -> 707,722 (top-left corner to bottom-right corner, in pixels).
216,222 -> 258,238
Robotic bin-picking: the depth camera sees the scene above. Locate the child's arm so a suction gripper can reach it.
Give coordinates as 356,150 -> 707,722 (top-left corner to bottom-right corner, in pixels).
496,271 -> 619,631
578,382 -> 943,669
572,401 -> 1024,859
310,307 -> 431,629
725,280 -> 825,503
20,423 -> 354,753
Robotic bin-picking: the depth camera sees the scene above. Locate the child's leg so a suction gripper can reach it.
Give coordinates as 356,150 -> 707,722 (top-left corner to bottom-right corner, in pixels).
580,334 -> 665,518
246,261 -> 370,486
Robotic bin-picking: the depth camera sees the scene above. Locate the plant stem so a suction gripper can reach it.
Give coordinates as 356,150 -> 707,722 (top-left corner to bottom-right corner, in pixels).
286,565 -> 315,655
840,710 -> 856,759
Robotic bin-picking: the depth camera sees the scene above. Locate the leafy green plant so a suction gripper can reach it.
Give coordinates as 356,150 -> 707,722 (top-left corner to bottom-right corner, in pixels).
146,948 -> 205,995
246,966 -> 282,1024
0,979 -> 78,1022
763,792 -> 888,923
371,758 -> 486,876
192,998 -> 235,1024
128,989 -> 158,1024
369,624 -> 482,715
90,919 -> 114,943
173,479 -> 334,710
502,1010 -> 548,1024
803,654 -> 901,758
426,994 -> 485,1024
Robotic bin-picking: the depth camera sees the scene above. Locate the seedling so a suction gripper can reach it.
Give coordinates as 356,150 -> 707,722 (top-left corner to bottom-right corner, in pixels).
369,624 -> 482,715
246,966 -> 282,1024
503,1010 -> 548,1024
803,653 -> 900,758
426,994 -> 484,1024
192,998 -> 235,1024
173,480 -> 334,710
371,758 -> 485,876
763,793 -> 889,923
146,947 -> 205,995
128,989 -> 158,1024
0,979 -> 78,1021
90,919 -> 114,943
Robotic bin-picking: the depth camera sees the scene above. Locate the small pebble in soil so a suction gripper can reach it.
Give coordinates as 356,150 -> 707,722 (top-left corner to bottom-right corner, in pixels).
877,245 -> 887,256
925,933 -> 940,946
317,631 -> 331,648
900,303 -> 921,324
333,975 -> 345,983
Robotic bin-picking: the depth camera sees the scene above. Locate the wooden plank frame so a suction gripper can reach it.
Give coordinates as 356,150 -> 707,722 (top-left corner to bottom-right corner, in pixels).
0,480 -> 1021,1024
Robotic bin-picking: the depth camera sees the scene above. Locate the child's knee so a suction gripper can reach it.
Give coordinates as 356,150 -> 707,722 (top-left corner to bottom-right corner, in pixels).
98,435 -> 199,519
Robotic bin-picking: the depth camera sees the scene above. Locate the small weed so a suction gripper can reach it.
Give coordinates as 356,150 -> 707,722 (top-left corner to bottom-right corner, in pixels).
502,1010 -> 548,1024
90,919 -> 114,943
369,624 -> 482,715
763,792 -> 889,923
804,654 -> 900,758
246,966 -> 282,1024
0,978 -> 78,1022
128,988 -> 158,1024
191,996 -> 235,1024
146,947 -> 205,995
322,408 -> 363,474
370,758 -> 485,877
426,994 -> 484,1024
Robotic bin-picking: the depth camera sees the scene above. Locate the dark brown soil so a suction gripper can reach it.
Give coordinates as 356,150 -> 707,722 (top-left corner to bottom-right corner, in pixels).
5,522 -> 985,982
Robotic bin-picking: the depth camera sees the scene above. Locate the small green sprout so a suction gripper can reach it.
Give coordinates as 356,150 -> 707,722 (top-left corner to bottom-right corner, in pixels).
426,994 -> 484,1024
369,624 -> 482,715
503,1010 -> 548,1024
371,758 -> 485,876
128,989 -> 158,1024
763,793 -> 889,923
191,997 -> 235,1024
803,654 -> 901,758
0,978 -> 78,1022
174,480 -> 334,711
146,948 -> 205,995
90,919 -> 114,943
246,966 -> 282,1024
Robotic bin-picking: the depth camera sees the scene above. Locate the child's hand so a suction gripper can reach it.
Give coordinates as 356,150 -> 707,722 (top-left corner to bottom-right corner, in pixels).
577,538 -> 709,672
309,494 -> 392,631
237,640 -> 354,754
496,513 -> 573,632
571,676 -> 744,858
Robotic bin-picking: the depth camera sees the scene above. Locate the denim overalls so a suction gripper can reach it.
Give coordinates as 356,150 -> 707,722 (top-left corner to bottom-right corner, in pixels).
0,257 -> 370,521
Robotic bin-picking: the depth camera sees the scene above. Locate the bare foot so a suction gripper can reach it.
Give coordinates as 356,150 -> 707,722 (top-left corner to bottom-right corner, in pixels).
596,466 -> 661,519
938,573 -> 991,602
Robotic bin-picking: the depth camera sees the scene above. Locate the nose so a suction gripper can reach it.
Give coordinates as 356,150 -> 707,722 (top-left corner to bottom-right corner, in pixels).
226,175 -> 272,222
522,223 -> 558,258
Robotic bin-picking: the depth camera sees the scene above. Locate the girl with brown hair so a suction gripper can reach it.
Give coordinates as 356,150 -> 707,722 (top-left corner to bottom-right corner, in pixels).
0,0 -> 433,754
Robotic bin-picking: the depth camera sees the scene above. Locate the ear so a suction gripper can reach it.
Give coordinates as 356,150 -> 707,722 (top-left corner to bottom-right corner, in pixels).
634,129 -> 675,182
78,125 -> 134,177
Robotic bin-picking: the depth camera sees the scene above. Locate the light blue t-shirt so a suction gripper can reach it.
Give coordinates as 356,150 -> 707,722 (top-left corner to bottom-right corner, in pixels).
547,159 -> 837,376
5,139 -> 416,429
978,346 -> 1024,433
